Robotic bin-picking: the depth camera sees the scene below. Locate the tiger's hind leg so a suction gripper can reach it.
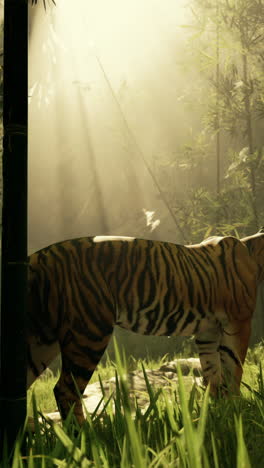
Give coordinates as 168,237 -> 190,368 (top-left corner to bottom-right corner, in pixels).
27,339 -> 60,388
54,330 -> 113,425
219,318 -> 251,395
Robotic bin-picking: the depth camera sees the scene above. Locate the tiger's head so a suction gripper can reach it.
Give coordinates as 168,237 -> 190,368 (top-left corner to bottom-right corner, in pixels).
241,227 -> 264,284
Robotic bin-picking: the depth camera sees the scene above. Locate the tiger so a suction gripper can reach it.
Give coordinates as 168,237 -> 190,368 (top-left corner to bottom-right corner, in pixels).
27,228 -> 264,424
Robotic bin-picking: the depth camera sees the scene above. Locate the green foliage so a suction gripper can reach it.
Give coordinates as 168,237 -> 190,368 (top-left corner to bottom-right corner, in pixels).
172,144 -> 264,242
27,373 -> 59,416
3,342 -> 264,467
153,0 -> 264,242
245,340 -> 264,366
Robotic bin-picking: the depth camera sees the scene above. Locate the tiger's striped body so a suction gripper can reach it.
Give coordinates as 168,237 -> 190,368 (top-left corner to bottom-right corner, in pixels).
27,230 -> 264,424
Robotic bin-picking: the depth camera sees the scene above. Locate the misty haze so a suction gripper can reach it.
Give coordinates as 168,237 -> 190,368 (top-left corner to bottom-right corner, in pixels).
28,0 -> 218,251
28,1 -> 264,255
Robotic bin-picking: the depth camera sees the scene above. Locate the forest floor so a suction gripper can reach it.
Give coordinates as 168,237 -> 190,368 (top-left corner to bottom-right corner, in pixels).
12,343 -> 263,468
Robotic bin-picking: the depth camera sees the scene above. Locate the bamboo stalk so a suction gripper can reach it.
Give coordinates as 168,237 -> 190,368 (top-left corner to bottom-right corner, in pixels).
0,0 -> 28,451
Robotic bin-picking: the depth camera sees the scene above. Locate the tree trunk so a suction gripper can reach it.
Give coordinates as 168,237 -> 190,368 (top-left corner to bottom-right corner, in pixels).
0,0 -> 28,451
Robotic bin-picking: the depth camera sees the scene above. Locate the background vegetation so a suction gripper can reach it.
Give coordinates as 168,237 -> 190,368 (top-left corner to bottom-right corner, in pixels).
147,0 -> 264,243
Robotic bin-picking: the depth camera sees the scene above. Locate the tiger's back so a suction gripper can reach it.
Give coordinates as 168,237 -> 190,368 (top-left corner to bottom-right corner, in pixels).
27,230 -> 264,423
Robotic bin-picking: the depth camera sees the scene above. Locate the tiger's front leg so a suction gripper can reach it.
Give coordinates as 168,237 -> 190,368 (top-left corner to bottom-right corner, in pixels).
54,331 -> 113,425
218,317 -> 252,394
196,317 -> 252,396
195,324 -> 222,396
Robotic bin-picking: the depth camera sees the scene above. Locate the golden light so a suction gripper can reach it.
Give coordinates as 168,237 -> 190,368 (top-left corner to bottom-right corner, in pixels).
28,0 -> 189,253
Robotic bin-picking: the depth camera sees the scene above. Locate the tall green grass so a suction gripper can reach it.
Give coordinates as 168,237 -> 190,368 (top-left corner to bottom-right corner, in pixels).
2,343 -> 264,467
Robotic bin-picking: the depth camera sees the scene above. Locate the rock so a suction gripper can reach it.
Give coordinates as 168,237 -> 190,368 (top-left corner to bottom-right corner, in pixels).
28,358 -> 203,428
159,358 -> 201,376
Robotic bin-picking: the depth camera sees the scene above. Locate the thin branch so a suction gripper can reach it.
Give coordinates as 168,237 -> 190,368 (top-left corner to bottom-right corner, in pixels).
94,53 -> 188,243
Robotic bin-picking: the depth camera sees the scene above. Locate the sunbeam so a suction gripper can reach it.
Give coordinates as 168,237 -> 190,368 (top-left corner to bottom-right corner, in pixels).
28,0 -> 191,253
